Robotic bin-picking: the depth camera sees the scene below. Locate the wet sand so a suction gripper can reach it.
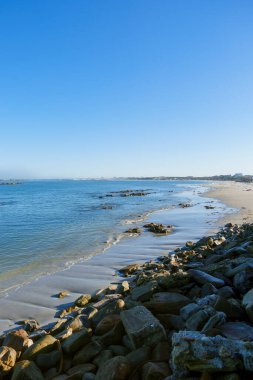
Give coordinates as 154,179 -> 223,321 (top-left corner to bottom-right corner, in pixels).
0,187 -> 229,333
206,181 -> 253,226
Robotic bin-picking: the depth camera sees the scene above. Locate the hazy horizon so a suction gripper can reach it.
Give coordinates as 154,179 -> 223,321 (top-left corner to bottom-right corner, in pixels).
1,1 -> 253,178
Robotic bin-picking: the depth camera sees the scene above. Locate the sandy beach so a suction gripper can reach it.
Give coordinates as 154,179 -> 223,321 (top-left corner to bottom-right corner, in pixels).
206,181 -> 253,225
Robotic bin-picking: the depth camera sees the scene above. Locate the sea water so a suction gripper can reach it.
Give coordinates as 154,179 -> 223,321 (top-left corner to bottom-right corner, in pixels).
0,179 -> 218,292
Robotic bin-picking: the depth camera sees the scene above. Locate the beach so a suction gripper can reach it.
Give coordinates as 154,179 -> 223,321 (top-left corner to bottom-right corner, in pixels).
0,182 -> 253,380
1,180 -> 253,379
206,181 -> 253,225
1,180 -> 252,334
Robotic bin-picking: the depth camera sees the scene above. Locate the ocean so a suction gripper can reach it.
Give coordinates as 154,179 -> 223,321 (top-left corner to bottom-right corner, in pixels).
0,179 -> 221,293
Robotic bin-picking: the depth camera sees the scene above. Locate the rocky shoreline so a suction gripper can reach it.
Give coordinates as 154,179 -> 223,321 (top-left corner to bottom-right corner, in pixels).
1,222 -> 253,379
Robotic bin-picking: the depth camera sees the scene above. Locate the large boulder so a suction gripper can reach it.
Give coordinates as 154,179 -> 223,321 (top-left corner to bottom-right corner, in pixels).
22,334 -> 56,360
11,360 -> 44,380
62,328 -> 91,354
171,331 -> 253,375
95,356 -> 131,380
144,292 -> 190,315
121,305 -> 166,349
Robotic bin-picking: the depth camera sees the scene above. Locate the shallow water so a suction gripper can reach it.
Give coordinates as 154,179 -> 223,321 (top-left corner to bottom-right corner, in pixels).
0,179 -> 227,293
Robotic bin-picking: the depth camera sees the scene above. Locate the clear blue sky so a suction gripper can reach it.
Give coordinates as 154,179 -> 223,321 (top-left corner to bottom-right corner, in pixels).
1,0 -> 253,178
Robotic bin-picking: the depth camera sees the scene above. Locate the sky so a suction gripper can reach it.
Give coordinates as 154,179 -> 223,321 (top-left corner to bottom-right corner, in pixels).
0,0 -> 253,178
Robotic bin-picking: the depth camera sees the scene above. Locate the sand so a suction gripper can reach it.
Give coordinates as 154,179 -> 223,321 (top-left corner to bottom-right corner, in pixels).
206,181 -> 253,226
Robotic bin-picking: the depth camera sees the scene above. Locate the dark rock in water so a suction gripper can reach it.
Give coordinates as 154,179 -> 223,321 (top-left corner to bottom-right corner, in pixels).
101,205 -> 113,209
121,306 -> 167,349
204,205 -> 215,209
124,228 -> 141,234
143,223 -> 172,234
221,322 -> 253,340
188,269 -> 225,288
178,203 -> 192,208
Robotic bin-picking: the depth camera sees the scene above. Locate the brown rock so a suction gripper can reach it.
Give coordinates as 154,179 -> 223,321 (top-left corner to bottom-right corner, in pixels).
11,360 -> 44,380
0,346 -> 16,374
3,329 -> 31,353
22,334 -> 57,360
62,328 -> 91,354
95,314 -> 121,336
73,341 -> 102,365
75,294 -> 92,307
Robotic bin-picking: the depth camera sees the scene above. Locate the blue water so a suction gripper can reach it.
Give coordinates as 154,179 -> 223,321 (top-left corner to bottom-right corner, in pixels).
0,179 -> 207,291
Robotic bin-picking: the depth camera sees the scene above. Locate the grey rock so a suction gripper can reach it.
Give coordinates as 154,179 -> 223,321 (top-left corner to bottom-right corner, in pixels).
171,331 -> 253,372
188,269 -> 225,288
121,306 -> 166,349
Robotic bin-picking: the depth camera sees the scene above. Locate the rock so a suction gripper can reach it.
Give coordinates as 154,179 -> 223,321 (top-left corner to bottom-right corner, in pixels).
62,328 -> 91,354
126,346 -> 151,367
233,269 -> 253,294
144,292 -> 191,315
21,319 -> 40,332
92,299 -> 125,326
108,345 -> 129,356
36,350 -> 61,370
201,283 -> 218,297
121,305 -> 166,349
151,341 -> 170,361
124,228 -> 141,234
0,346 -> 16,374
92,350 -> 114,368
201,311 -> 226,334
118,264 -> 140,276
94,314 -> 121,335
217,286 -> 235,298
156,314 -> 185,331
73,341 -> 103,365
180,303 -> 201,321
96,320 -> 125,346
3,329 -> 31,353
157,272 -> 191,290
242,288 -> 253,322
214,296 -> 244,319
188,269 -> 225,288
22,334 -> 57,360
185,306 -> 216,331
143,223 -> 172,234
57,290 -> 69,298
131,280 -> 158,302
142,361 -> 170,379
171,331 -> 253,373
75,294 -> 92,307
221,322 -> 253,340
11,360 -> 44,380
83,373 -> 96,380
95,356 -> 131,380
66,363 -> 96,377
